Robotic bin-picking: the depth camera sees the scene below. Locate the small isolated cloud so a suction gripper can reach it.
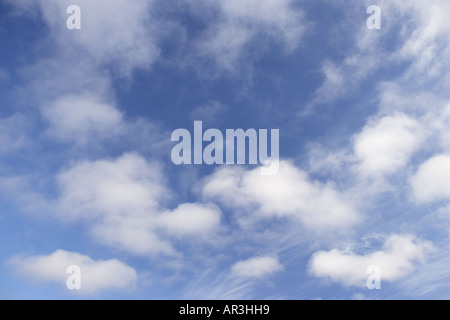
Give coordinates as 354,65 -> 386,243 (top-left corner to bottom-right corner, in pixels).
42,94 -> 124,144
410,154 -> 450,203
158,203 -> 221,238
9,250 -> 137,294
354,113 -> 423,178
202,160 -> 359,231
308,235 -> 434,287
232,256 -> 283,278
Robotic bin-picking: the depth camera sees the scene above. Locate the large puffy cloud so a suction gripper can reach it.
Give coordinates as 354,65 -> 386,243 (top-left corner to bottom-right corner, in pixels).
410,155 -> 450,203
354,113 -> 424,177
309,235 -> 434,287
56,153 -> 222,256
9,250 -> 137,294
202,160 -> 359,231
231,256 -> 283,278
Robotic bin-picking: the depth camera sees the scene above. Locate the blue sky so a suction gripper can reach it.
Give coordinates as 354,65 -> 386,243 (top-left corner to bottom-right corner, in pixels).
0,0 -> 449,300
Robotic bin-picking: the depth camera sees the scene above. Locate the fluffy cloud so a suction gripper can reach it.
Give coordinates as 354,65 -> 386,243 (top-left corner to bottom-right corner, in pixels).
57,153 -> 165,219
354,113 -> 424,177
9,250 -> 137,294
42,94 -> 124,144
56,153 -> 222,255
158,203 -> 221,238
202,160 -> 359,231
231,256 -> 283,278
410,155 -> 450,203
309,235 -> 434,287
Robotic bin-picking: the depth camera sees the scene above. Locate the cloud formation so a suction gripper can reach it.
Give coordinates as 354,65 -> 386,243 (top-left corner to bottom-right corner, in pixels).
42,94 -> 124,144
411,155 -> 450,203
232,256 -> 283,278
354,113 -> 424,178
202,160 -> 359,231
56,153 -> 222,256
1,0 -> 449,299
9,250 -> 137,294
193,0 -> 306,72
9,0 -> 159,75
309,235 -> 434,287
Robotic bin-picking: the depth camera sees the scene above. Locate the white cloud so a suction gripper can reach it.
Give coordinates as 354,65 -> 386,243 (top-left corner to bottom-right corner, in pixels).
57,153 -> 165,220
42,94 -> 124,144
310,0 -> 450,108
9,250 -> 137,294
55,153 -> 172,255
55,153 -> 222,256
309,235 -> 434,287
194,0 -> 306,71
202,160 -> 359,231
158,203 -> 221,238
10,0 -> 159,76
410,155 -> 450,203
232,256 -> 283,278
354,113 -> 424,177
7,0 -> 167,151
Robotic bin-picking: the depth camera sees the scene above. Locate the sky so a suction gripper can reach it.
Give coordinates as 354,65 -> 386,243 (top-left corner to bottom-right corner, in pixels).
0,0 -> 449,300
